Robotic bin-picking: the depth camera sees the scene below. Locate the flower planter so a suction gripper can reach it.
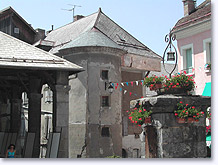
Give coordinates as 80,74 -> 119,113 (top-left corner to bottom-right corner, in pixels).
176,117 -> 199,123
176,118 -> 186,123
144,116 -> 152,124
187,118 -> 199,123
155,83 -> 162,89
161,87 -> 188,95
149,84 -> 162,91
149,86 -> 155,91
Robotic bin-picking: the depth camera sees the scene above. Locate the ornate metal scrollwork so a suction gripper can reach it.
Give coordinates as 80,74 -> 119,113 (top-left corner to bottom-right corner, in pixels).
162,29 -> 178,78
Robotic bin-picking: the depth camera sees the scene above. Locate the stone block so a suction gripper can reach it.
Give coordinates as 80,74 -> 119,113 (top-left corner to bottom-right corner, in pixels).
58,150 -> 68,158
193,142 -> 207,158
56,115 -> 69,126
131,95 -> 211,158
87,124 -> 100,158
162,142 -> 194,158
56,103 -> 69,115
110,124 -> 122,157
69,124 -> 86,158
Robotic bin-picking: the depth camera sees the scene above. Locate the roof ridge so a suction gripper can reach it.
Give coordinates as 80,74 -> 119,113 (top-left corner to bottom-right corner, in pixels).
95,10 -> 161,58
93,8 -> 102,28
173,0 -> 211,31
197,0 -> 211,9
49,10 -> 99,33
60,27 -> 121,50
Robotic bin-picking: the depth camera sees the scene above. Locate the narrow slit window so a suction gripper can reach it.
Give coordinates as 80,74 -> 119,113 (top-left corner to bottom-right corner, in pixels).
102,96 -> 109,107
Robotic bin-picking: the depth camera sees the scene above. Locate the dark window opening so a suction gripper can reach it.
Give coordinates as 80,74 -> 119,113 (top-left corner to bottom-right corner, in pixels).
122,149 -> 128,158
101,70 -> 109,80
102,96 -> 109,107
134,134 -> 139,139
101,127 -> 110,137
77,155 -> 81,158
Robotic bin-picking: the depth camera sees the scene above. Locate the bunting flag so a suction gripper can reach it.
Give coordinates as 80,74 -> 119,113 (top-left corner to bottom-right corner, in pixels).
131,82 -> 134,86
111,79 -> 145,87
111,79 -> 146,95
122,90 -> 143,98
136,81 -> 138,86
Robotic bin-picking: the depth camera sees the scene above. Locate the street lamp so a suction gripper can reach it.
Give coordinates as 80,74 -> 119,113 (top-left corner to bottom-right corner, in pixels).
167,50 -> 175,61
105,82 -> 114,94
163,29 -> 178,78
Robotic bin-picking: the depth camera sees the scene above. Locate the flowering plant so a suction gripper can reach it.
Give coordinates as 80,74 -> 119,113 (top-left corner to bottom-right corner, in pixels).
206,110 -> 211,134
174,101 -> 204,120
205,63 -> 211,70
144,75 -> 164,87
206,111 -> 211,120
206,125 -> 211,134
127,104 -> 152,126
163,72 -> 195,92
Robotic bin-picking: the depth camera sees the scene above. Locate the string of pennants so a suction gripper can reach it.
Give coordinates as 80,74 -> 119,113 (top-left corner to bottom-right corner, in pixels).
111,80 -> 144,97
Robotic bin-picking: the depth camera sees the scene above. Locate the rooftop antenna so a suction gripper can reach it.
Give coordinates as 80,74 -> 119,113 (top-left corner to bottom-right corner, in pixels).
61,4 -> 82,21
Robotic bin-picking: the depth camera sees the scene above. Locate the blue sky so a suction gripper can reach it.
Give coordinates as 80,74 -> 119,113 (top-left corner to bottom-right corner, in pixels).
0,0 -> 207,56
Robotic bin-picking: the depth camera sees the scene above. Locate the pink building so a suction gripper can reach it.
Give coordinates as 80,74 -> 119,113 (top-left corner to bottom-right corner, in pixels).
173,0 -> 211,95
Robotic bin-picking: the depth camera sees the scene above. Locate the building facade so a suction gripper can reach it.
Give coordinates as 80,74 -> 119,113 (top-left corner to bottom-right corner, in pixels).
0,6 -> 46,44
172,0 -> 211,95
38,8 -> 162,158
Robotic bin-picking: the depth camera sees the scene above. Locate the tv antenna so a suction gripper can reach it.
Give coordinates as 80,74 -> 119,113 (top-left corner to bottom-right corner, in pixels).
62,4 -> 82,21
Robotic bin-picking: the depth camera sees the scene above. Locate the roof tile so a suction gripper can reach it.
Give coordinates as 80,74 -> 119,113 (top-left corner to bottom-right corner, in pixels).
0,31 -> 83,71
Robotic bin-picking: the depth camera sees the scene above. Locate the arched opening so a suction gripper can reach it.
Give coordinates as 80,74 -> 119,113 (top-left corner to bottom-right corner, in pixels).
122,148 -> 128,158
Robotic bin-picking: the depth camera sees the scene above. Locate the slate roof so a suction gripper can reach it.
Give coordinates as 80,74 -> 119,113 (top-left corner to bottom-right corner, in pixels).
45,12 -> 98,54
0,31 -> 83,72
61,27 -> 121,50
44,8 -> 161,59
173,0 -> 211,31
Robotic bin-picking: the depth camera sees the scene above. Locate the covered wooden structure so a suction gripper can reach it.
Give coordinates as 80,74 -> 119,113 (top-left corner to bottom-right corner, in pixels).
0,31 -> 83,158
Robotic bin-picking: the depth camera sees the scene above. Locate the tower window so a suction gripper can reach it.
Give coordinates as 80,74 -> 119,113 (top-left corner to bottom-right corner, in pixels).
101,70 -> 108,80
101,96 -> 109,107
101,127 -> 110,137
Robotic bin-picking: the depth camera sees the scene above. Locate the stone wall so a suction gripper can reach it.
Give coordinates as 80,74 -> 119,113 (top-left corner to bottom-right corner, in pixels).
130,95 -> 211,158
63,50 -> 122,158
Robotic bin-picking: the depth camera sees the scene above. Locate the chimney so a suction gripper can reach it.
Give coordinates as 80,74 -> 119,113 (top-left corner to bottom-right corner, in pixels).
34,28 -> 45,42
182,0 -> 196,16
73,15 -> 84,22
46,25 -> 54,35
